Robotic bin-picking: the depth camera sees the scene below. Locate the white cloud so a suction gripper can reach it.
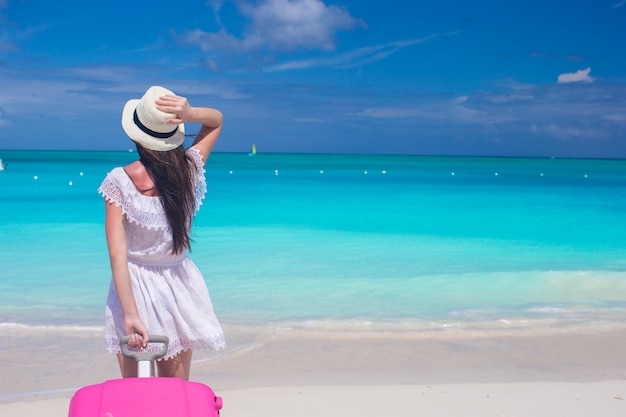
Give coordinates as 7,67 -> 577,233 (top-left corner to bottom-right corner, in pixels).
263,34 -> 447,72
0,39 -> 19,53
0,106 -> 9,127
352,97 -> 490,123
0,0 -> 18,53
354,107 -> 447,119
181,0 -> 364,54
206,0 -> 225,10
613,1 -> 626,8
242,0 -> 364,51
180,3 -> 457,73
557,67 -> 593,84
539,123 -> 609,141
604,114 -> 626,122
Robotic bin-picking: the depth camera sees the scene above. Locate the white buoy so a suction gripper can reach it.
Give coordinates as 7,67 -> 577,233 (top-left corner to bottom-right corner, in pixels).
34,175 -> 38,180
68,181 -> 73,186
382,170 -> 386,174
79,172 -> 84,176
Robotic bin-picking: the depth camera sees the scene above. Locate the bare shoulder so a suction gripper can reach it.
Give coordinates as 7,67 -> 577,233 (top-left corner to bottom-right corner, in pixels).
123,161 -> 145,182
123,160 -> 143,174
123,161 -> 157,195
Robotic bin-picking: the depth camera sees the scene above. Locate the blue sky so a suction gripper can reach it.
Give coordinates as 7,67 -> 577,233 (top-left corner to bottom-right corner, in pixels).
1,0 -> 625,157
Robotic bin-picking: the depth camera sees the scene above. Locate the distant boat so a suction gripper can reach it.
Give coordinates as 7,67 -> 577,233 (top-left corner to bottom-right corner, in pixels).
0,159 -> 5,171
248,143 -> 257,156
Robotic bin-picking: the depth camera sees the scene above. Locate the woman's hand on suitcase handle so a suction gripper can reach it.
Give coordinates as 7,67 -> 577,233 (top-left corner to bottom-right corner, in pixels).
124,314 -> 149,348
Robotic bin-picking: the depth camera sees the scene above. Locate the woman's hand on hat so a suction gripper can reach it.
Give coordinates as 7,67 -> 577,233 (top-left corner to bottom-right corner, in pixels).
155,94 -> 196,125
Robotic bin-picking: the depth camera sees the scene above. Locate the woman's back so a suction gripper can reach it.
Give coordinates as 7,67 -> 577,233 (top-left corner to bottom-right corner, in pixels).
98,148 -> 207,264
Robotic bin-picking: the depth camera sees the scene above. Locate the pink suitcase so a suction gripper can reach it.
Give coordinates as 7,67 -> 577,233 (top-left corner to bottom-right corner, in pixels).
68,335 -> 223,417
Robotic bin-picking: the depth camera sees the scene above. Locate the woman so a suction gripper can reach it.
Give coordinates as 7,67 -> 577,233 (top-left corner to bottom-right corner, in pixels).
98,86 -> 226,379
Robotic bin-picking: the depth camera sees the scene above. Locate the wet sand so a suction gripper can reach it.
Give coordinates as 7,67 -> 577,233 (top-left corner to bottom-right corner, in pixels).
1,324 -> 625,416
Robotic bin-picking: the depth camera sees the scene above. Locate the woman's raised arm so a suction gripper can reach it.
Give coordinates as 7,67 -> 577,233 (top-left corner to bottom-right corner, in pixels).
156,94 -> 223,163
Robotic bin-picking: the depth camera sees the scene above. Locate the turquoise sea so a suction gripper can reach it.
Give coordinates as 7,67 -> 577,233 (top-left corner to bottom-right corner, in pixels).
1,150 -> 626,334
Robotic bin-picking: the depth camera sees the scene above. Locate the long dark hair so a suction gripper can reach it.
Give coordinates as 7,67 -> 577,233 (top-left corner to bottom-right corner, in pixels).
136,144 -> 198,254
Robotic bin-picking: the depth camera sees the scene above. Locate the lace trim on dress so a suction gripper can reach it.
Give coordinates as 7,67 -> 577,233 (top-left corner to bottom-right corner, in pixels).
98,171 -> 170,231
105,332 -> 226,361
97,147 -> 208,231
188,147 -> 207,214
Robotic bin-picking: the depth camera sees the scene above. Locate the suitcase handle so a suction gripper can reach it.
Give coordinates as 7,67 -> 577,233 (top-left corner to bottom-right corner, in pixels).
119,334 -> 169,362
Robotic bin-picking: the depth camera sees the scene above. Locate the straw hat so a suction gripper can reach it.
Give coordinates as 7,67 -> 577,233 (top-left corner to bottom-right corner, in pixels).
121,86 -> 185,151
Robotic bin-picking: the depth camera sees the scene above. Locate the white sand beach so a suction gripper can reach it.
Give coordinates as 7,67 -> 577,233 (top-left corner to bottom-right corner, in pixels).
2,381 -> 626,417
1,325 -> 625,416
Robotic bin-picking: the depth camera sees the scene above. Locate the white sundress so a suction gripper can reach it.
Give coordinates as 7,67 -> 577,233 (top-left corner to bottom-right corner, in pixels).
98,146 -> 226,360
